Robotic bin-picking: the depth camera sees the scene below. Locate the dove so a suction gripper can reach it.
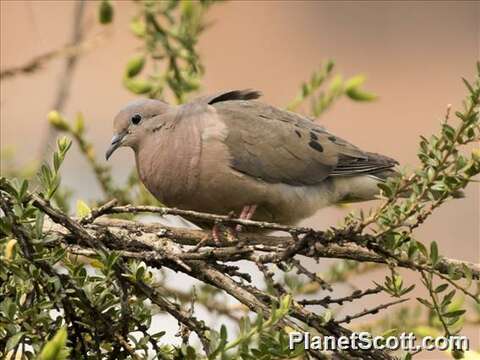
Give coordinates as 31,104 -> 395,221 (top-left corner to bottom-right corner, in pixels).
106,90 -> 398,225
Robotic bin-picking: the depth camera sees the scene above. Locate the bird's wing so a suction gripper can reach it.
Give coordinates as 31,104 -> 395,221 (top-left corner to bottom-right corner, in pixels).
194,89 -> 262,105
211,99 -> 397,186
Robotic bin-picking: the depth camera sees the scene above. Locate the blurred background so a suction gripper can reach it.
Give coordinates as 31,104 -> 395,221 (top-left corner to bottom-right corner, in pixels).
1,1 -> 479,357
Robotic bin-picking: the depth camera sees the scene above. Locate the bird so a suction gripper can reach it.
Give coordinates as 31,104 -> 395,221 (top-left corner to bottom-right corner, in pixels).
106,89 -> 398,226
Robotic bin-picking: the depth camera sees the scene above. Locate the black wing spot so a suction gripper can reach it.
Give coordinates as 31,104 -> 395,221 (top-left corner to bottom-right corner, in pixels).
328,135 -> 336,142
295,130 -> 302,138
310,132 -> 318,140
308,140 -> 324,152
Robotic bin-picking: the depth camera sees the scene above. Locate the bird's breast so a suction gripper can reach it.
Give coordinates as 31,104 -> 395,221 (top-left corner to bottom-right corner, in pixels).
135,127 -> 203,207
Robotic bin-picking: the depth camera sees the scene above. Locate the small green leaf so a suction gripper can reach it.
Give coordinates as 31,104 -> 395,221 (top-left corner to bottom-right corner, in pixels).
322,309 -> 332,323
462,264 -> 473,288
57,136 -> 72,154
328,74 -> 343,94
123,78 -> 153,94
99,0 -> 113,24
47,111 -> 69,131
441,290 -> 456,307
345,87 -> 377,101
451,349 -> 465,359
220,325 -> 227,342
38,327 -> 69,360
462,77 -> 474,94
400,284 -> 415,296
19,179 -> 29,201
416,297 -> 432,309
130,17 -> 146,37
443,309 -> 466,318
76,200 -> 91,219
430,241 -> 439,266
35,212 -> 45,238
125,55 -> 146,78
74,113 -> 85,135
6,332 -> 25,352
434,283 -> 448,293
345,74 -> 366,90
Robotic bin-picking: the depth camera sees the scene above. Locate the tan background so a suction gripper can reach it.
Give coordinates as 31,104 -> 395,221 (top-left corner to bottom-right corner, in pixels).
1,0 -> 479,357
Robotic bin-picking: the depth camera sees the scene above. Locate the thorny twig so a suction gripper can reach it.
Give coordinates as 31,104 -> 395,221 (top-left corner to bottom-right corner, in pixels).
299,286 -> 383,307
335,298 -> 410,325
22,190 -> 397,359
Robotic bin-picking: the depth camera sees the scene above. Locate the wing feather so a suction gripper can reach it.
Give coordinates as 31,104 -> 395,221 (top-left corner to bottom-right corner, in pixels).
209,96 -> 397,186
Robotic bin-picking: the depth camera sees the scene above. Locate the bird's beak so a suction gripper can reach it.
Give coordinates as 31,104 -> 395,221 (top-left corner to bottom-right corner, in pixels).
105,132 -> 126,160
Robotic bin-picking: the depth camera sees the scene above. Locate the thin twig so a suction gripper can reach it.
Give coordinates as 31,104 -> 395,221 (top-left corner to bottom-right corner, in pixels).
334,298 -> 409,325
299,286 -> 382,307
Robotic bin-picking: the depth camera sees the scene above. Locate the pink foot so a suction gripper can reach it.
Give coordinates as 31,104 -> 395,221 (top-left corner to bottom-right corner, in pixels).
212,223 -> 222,243
236,204 -> 257,232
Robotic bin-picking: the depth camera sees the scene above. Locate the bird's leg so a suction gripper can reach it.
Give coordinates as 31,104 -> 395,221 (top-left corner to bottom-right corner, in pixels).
212,212 -> 237,243
235,204 -> 257,232
211,222 -> 223,244
230,204 -> 258,246
214,206 -> 258,243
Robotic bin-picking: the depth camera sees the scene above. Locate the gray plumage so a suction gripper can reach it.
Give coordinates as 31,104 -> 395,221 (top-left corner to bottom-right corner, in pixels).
106,90 -> 398,225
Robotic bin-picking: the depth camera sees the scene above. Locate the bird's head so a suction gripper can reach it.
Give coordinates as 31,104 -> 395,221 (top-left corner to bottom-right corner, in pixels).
106,99 -> 170,160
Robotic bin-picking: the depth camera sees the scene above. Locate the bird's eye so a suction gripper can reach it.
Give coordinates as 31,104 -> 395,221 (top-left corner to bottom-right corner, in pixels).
131,114 -> 142,125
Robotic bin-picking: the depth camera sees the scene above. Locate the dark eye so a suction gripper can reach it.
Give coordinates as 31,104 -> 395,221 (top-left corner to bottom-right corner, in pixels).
131,114 -> 142,125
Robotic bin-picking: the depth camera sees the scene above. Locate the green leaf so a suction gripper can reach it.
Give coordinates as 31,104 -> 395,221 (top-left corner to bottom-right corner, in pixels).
345,74 -> 366,90
135,265 -> 145,281
123,78 -> 153,94
416,241 -> 428,257
57,136 -> 72,154
76,200 -> 91,218
47,111 -> 69,131
442,123 -> 456,141
427,167 -> 435,181
443,309 -> 466,318
377,182 -> 393,198
462,77 -> 474,94
220,324 -> 227,342
6,332 -> 25,352
400,284 -> 415,296
38,327 -> 69,360
462,264 -> 473,288
416,297 -> 432,309
99,0 -> 113,24
451,349 -> 465,359
125,55 -> 146,78
344,75 -> 376,101
322,309 -> 332,323
329,74 -> 343,94
35,212 -> 45,238
19,179 -> 29,201
130,17 -> 146,37
434,283 -> 448,293
74,113 -> 85,135
345,87 -> 377,101
441,290 -> 456,307
430,241 -> 439,266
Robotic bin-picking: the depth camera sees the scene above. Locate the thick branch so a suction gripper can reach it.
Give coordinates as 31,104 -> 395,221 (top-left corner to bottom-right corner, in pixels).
44,216 -> 480,280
